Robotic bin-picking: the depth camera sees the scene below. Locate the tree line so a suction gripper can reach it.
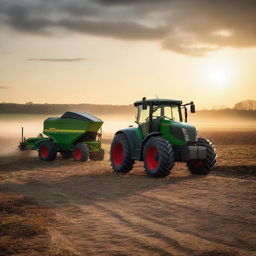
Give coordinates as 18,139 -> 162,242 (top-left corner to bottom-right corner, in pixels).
0,100 -> 255,115
234,100 -> 256,111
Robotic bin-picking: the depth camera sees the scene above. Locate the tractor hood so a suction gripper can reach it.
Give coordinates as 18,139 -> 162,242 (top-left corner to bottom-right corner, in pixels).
179,122 -> 197,142
166,120 -> 198,144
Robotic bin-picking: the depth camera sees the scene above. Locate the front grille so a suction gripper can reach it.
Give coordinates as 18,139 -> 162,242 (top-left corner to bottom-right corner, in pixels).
187,129 -> 197,142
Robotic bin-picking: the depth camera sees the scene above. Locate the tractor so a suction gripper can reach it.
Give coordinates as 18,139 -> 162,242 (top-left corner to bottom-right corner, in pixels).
110,98 -> 217,177
19,111 -> 104,161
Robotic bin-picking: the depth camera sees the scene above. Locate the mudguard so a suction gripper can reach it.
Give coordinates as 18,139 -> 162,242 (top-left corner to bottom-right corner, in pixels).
115,129 -> 162,161
115,128 -> 142,160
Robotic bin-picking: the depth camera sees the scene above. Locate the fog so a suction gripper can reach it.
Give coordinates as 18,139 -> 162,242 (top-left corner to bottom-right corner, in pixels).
189,116 -> 256,131
0,114 -> 134,156
0,113 -> 255,156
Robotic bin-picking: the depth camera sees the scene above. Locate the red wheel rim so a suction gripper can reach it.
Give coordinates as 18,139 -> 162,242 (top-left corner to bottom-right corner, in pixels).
146,145 -> 159,170
190,159 -> 204,167
39,145 -> 49,158
112,142 -> 124,166
74,148 -> 82,161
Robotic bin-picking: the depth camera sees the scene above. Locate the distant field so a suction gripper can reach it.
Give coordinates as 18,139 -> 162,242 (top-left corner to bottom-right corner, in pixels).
0,130 -> 255,255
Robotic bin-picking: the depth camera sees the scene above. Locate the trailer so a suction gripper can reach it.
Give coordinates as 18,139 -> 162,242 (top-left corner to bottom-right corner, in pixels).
19,111 -> 104,161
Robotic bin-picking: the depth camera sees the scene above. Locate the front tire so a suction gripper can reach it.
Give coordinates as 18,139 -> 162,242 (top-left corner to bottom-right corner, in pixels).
73,143 -> 89,162
187,137 -> 217,175
38,141 -> 57,161
143,137 -> 175,178
110,134 -> 134,173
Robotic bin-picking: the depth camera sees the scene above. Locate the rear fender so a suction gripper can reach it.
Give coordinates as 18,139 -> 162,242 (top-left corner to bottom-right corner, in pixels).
115,128 -> 142,160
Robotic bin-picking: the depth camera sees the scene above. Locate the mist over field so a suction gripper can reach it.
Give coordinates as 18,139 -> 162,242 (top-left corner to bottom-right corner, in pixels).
0,111 -> 255,156
0,113 -> 132,156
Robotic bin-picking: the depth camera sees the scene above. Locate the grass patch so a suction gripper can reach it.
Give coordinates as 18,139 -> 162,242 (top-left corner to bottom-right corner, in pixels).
0,193 -> 78,256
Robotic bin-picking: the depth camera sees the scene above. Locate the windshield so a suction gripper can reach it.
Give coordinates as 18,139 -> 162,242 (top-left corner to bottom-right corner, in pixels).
136,104 -> 181,124
152,105 -> 181,121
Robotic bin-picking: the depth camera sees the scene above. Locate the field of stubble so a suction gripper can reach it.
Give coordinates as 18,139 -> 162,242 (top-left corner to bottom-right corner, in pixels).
0,130 -> 256,256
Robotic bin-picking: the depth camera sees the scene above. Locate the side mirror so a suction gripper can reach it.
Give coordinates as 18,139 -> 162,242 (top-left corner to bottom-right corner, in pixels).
142,97 -> 147,110
190,102 -> 196,113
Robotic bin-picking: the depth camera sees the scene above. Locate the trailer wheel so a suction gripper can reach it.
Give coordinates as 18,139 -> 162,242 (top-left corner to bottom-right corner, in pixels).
90,149 -> 105,161
110,133 -> 134,173
143,137 -> 175,178
187,137 -> 217,175
39,141 -> 57,161
73,143 -> 89,162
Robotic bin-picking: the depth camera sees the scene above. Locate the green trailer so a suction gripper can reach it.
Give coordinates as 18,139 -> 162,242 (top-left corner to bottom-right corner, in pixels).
19,111 -> 104,161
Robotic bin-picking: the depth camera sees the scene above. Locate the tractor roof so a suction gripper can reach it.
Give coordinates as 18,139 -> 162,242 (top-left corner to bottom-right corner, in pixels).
134,98 -> 182,107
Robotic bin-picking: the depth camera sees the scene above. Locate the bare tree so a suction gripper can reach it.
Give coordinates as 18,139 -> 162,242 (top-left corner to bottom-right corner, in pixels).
234,100 -> 256,110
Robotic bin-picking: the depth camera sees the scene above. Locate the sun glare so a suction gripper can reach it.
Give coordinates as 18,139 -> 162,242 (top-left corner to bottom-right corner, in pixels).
205,62 -> 233,88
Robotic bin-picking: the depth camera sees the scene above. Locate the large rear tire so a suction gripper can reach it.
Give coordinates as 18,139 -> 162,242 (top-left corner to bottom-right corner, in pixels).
73,143 -> 89,162
143,137 -> 175,178
38,141 -> 57,161
187,137 -> 217,175
110,134 -> 134,173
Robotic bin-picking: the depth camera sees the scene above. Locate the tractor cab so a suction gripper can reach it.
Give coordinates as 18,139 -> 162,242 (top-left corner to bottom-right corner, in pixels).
134,98 -> 196,142
134,98 -> 182,136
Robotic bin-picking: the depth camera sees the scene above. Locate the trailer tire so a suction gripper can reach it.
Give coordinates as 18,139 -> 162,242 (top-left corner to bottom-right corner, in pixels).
73,143 -> 89,162
110,133 -> 134,173
187,137 -> 217,175
90,149 -> 105,161
39,141 -> 57,161
143,137 -> 175,178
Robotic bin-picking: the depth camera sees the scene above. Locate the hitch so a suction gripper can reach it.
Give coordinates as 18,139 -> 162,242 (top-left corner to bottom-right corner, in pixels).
19,127 -> 26,151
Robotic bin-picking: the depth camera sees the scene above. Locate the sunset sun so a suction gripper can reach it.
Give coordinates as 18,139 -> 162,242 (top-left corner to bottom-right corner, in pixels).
205,62 -> 234,88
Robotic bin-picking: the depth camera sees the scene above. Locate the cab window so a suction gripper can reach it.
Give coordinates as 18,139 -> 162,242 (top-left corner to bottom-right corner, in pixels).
136,105 -> 149,124
163,105 -> 180,121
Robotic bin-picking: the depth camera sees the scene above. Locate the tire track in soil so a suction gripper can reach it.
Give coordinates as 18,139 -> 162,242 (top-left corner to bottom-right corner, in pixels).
49,174 -> 256,256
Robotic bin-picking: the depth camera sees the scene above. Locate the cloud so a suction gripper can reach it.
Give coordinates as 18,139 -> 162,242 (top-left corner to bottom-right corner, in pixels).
0,0 -> 256,56
0,86 -> 10,89
1,51 -> 13,55
57,19 -> 168,40
26,58 -> 87,62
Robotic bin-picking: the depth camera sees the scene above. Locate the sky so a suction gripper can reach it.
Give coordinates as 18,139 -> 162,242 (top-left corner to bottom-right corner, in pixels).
0,0 -> 256,109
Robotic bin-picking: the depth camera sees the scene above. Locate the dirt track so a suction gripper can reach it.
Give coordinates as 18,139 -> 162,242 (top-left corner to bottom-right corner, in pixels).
0,131 -> 256,256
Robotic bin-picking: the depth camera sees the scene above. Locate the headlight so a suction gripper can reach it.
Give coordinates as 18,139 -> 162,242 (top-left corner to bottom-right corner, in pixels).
181,128 -> 190,142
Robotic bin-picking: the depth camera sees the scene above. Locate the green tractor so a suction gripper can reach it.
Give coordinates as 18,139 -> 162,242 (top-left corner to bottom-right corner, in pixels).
19,111 -> 104,161
110,98 -> 217,177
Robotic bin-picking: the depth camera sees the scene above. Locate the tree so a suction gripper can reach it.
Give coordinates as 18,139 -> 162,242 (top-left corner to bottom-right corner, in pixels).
234,100 -> 256,110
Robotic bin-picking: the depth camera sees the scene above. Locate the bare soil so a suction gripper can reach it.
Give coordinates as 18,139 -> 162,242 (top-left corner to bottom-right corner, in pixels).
0,131 -> 256,256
